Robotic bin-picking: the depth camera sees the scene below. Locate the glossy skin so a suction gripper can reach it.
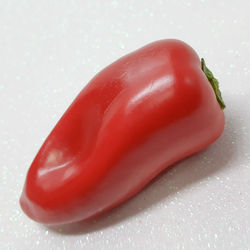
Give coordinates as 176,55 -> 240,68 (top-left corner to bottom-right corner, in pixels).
20,39 -> 225,224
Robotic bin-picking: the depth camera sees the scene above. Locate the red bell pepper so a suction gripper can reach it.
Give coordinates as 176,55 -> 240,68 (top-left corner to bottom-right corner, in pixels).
20,39 -> 225,224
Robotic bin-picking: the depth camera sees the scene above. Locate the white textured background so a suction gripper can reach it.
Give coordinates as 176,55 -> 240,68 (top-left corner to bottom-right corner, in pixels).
0,0 -> 250,249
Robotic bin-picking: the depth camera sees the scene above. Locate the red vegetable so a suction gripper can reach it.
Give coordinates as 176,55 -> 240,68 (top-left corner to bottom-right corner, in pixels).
20,39 -> 225,224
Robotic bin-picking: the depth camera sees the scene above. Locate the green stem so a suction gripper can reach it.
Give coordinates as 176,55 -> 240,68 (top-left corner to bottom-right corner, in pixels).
201,58 -> 226,110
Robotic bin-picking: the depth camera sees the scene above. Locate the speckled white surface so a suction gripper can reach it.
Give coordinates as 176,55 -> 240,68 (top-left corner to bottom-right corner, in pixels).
0,0 -> 250,249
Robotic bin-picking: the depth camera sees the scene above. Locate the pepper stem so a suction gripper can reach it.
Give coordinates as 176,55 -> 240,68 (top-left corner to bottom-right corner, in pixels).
201,58 -> 225,110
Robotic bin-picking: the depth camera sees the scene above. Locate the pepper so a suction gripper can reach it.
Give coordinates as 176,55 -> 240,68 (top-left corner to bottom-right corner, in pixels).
20,39 -> 225,224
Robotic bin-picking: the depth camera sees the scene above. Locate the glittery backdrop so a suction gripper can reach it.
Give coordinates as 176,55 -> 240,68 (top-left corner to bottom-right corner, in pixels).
0,0 -> 249,249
